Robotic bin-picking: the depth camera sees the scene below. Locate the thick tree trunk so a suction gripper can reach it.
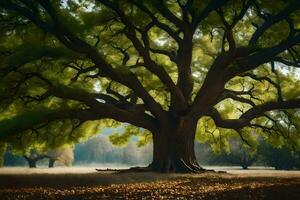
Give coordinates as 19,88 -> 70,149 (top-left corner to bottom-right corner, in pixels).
149,117 -> 204,173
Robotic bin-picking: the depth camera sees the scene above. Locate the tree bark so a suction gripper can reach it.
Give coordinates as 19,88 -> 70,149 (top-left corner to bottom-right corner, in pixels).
149,117 -> 204,173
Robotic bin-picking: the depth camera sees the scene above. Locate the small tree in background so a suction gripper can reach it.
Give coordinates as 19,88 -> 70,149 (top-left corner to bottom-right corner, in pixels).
258,141 -> 300,170
0,143 -> 6,167
4,129 -> 76,168
22,149 -> 50,168
195,137 -> 257,169
226,145 -> 256,169
47,146 -> 74,168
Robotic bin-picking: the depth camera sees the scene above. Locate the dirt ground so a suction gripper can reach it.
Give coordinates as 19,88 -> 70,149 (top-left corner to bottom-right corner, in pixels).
0,167 -> 299,200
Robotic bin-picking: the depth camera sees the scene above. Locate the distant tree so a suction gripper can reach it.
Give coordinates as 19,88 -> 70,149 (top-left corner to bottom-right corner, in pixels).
0,143 -> 6,167
258,142 -> 300,170
21,147 -> 74,168
74,135 -> 152,165
4,125 -> 77,168
75,136 -> 113,163
3,150 -> 26,166
1,0 -> 300,172
5,139 -> 74,168
226,146 -> 256,169
194,142 -> 216,165
22,149 -> 50,168
47,146 -> 74,167
196,138 -> 257,169
226,139 -> 257,169
122,143 -> 135,164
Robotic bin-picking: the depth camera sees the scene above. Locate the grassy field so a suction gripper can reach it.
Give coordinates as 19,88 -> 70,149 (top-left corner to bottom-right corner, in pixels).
0,167 -> 299,199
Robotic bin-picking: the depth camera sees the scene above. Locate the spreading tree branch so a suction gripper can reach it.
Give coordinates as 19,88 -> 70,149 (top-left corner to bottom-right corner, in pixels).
207,98 -> 300,130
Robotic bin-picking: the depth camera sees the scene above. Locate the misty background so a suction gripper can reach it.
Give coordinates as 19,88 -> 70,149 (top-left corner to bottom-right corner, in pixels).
2,128 -> 300,170
2,136 -> 300,170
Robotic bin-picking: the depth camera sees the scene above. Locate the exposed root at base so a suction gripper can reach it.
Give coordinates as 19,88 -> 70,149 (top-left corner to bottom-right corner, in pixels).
95,166 -> 227,174
95,168 -> 120,172
95,166 -> 152,173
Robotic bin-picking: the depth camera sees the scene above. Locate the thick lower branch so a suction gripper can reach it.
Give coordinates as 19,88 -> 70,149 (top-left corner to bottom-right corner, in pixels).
207,99 -> 300,129
0,106 -> 158,140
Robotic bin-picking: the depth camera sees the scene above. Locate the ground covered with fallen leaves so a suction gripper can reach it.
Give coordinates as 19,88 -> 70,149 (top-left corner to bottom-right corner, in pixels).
0,169 -> 299,199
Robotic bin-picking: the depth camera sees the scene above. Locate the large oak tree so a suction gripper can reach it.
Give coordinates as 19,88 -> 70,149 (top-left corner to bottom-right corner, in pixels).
0,0 -> 300,172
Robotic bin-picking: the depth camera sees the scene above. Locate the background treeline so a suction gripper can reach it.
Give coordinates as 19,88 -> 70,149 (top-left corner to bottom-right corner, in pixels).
195,140 -> 300,170
74,136 -> 152,165
1,135 -> 299,170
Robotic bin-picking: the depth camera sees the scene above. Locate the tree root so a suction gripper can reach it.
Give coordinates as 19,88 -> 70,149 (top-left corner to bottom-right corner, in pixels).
95,165 -> 227,174
95,168 -> 121,172
95,166 -> 153,173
